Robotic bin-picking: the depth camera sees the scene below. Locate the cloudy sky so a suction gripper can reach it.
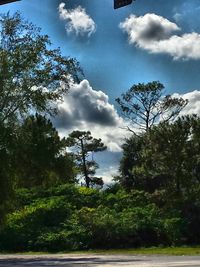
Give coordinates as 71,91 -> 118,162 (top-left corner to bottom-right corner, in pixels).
4,0 -> 200,182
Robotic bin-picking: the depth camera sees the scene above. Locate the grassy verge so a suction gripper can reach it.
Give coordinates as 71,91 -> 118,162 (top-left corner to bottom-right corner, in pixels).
2,247 -> 200,256
83,247 -> 200,256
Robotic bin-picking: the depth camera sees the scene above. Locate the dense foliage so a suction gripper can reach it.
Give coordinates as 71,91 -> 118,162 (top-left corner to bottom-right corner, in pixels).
118,115 -> 200,194
1,183 -> 200,252
15,114 -> 76,187
0,185 -> 186,251
0,12 -> 81,222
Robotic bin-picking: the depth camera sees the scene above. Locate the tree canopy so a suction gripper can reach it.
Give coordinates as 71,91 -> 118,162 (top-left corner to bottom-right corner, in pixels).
15,114 -> 75,188
0,12 -> 81,221
0,12 -> 82,125
118,115 -> 200,194
116,81 -> 188,132
67,131 -> 106,188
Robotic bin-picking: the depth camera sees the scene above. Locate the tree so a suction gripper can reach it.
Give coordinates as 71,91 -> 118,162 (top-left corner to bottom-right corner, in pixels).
116,81 -> 187,132
136,118 -> 191,193
67,131 -> 106,188
15,114 -> 75,188
118,115 -> 200,194
0,122 -> 16,223
0,12 -> 81,220
117,135 -> 144,190
0,12 -> 82,125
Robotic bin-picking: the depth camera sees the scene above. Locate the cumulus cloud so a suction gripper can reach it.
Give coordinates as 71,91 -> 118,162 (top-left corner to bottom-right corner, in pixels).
58,2 -> 96,37
172,90 -> 200,116
54,79 -> 130,152
120,13 -> 180,42
120,13 -> 200,60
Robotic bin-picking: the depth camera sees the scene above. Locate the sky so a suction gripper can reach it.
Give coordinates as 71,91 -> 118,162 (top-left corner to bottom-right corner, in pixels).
3,0 -> 200,183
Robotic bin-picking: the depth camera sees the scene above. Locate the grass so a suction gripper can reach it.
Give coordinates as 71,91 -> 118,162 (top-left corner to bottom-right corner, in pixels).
84,247 -> 200,256
2,247 -> 200,256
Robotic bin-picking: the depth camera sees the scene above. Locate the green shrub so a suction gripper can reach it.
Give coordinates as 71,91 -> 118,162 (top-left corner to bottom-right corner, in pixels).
0,185 -> 187,252
0,196 -> 72,251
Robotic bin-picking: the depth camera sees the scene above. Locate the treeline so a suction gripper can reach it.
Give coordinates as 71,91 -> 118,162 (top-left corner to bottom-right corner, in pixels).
1,115 -> 200,252
1,12 -> 200,252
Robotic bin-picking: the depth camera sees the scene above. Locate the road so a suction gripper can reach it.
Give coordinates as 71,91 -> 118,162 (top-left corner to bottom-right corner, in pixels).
0,254 -> 200,267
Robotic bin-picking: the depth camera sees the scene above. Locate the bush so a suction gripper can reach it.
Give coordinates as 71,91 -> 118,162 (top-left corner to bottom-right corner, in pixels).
0,185 -> 187,252
0,196 -> 72,251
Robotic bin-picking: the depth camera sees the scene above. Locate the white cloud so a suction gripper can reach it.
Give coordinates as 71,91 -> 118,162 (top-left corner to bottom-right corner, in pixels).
96,165 -> 119,185
58,2 -> 96,37
120,13 -> 200,60
120,13 -> 180,42
54,79 -> 130,152
172,90 -> 200,116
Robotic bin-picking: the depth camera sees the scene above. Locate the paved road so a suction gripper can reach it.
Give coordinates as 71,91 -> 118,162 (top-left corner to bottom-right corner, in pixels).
0,254 -> 200,267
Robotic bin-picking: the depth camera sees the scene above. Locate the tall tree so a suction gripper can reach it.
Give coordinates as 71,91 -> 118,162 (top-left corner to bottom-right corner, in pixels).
0,12 -> 81,219
117,134 -> 144,189
118,115 -> 200,194
116,81 -> 187,132
15,114 -> 75,188
67,131 -> 106,188
0,12 -> 82,125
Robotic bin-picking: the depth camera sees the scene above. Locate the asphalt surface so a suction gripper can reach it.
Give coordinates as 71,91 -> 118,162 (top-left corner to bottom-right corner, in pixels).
0,254 -> 200,267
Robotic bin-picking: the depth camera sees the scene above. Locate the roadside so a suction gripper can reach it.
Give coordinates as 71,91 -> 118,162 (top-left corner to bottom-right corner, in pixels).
2,247 -> 200,256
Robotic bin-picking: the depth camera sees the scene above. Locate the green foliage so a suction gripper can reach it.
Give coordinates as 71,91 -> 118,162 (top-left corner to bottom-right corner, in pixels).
0,185 -> 191,252
163,218 -> 184,245
75,204 -> 164,248
0,196 -> 72,251
0,122 -> 17,223
0,12 -> 81,125
117,135 -> 143,189
15,114 -> 76,187
119,115 -> 200,194
115,115 -> 200,248
0,12 -> 81,222
67,131 -> 106,188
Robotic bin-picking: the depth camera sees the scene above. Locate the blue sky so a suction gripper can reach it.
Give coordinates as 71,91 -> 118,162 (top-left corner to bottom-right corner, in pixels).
5,0 -> 200,96
3,0 -> 200,182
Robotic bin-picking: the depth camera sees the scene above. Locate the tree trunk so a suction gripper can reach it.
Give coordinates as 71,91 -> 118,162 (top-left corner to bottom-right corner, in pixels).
80,139 -> 90,188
